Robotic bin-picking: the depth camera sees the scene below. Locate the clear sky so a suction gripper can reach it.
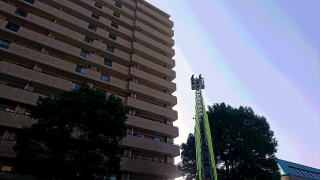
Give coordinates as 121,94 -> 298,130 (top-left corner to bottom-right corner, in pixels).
146,0 -> 320,171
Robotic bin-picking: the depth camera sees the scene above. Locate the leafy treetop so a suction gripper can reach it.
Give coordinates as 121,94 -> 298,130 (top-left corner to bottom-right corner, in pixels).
14,85 -> 127,179
179,103 -> 280,180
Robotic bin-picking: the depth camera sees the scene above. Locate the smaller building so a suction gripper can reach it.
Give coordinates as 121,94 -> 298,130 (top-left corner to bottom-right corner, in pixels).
278,159 -> 320,180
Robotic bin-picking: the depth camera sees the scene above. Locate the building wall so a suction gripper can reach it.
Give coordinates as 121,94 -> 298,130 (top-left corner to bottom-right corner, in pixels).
0,0 -> 179,179
281,176 -> 291,180
281,175 -> 313,180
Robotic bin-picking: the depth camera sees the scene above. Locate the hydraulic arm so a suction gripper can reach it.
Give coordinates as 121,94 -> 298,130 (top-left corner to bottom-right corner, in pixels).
191,75 -> 218,180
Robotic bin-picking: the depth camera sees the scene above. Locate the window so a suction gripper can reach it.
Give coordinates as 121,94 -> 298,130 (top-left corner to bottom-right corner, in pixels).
0,164 -> 14,172
109,33 -> 117,40
104,59 -> 112,67
24,0 -> 35,4
115,2 -> 122,8
0,106 -> 5,112
15,8 -> 28,17
84,36 -> 93,44
109,176 -> 117,180
5,23 -> 20,32
0,130 -> 16,141
71,82 -> 80,90
0,39 -> 11,49
80,50 -> 91,58
100,74 -> 109,82
111,22 -> 118,29
91,13 -> 100,20
133,132 -> 144,138
75,65 -> 86,74
95,2 -> 102,9
154,137 -> 161,142
106,46 -> 114,53
88,24 -> 97,31
113,11 -> 120,18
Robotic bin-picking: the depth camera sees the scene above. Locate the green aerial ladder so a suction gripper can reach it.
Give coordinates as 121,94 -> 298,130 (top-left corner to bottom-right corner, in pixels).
191,75 -> 218,180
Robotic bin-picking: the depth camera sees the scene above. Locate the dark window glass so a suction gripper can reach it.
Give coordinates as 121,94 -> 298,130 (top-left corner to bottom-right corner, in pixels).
104,59 -> 112,66
24,0 -> 35,4
95,2 -> 102,9
0,106 -> 5,112
15,8 -> 28,17
5,23 -> 20,32
0,39 -> 11,49
109,33 -> 117,40
71,82 -> 80,90
91,13 -> 100,20
106,46 -> 114,53
80,50 -> 91,58
115,2 -> 122,8
88,24 -> 97,31
113,11 -> 120,18
133,132 -> 144,138
109,176 -> 117,180
0,130 -> 16,141
75,65 -> 86,74
100,74 -> 109,82
111,22 -> 118,29
84,36 -> 93,44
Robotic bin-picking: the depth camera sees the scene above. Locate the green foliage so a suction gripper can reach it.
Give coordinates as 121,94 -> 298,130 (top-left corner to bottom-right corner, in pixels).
180,103 -> 280,180
179,133 -> 197,180
14,85 -> 127,179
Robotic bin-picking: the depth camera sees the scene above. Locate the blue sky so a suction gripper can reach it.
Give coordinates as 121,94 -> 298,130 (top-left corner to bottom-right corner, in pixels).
146,0 -> 320,170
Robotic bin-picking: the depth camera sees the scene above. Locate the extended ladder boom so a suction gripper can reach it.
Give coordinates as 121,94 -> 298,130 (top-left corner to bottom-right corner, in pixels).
191,75 -> 218,180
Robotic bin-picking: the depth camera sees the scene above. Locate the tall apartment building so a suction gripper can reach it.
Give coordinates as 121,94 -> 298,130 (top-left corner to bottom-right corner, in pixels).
0,0 -> 179,179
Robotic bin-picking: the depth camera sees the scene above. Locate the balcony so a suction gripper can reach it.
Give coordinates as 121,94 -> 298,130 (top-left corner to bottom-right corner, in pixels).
47,0 -> 132,49
136,21 -> 174,47
136,11 -> 173,37
121,157 -> 181,178
0,44 -> 128,92
0,174 -> 34,180
132,55 -> 175,79
134,31 -> 174,57
126,97 -> 178,121
126,115 -> 178,138
130,68 -> 176,92
0,60 -> 71,91
129,81 -> 176,106
62,0 -> 133,37
0,20 -> 101,62
106,31 -> 132,49
137,2 -> 173,28
67,0 -> 133,37
133,43 -> 175,68
104,77 -> 128,91
0,84 -> 39,106
101,0 -> 135,17
122,135 -> 179,156
0,141 -> 16,158
13,0 -> 131,61
70,0 -> 134,27
0,111 -> 36,129
104,18 -> 133,37
26,0 -> 88,28
119,0 -> 135,8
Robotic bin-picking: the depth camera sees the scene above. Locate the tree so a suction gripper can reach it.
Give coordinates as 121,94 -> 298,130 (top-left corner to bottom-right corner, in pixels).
180,133 -> 197,180
14,85 -> 127,179
179,103 -> 280,180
